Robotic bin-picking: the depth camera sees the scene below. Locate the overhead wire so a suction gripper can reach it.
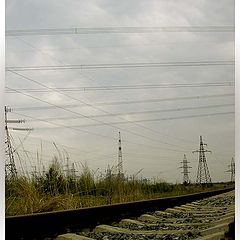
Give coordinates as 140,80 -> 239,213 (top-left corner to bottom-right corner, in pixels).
6,26 -> 234,178
7,71 -> 234,148
8,85 -> 190,153
6,71 -> 197,149
10,93 -> 234,111
6,60 -> 235,71
6,86 -> 119,141
8,38 -> 199,147
11,111 -> 188,153
5,82 -> 234,93
6,40 -> 228,53
5,70 -> 234,148
10,105 -> 233,156
10,131 -> 114,157
9,37 -> 233,147
7,38 -> 233,149
5,71 -> 234,146
29,111 -> 234,128
11,103 -> 234,122
6,26 -> 234,36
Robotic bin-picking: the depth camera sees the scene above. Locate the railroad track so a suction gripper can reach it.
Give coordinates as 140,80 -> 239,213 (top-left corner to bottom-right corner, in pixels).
56,190 -> 234,240
6,187 -> 234,239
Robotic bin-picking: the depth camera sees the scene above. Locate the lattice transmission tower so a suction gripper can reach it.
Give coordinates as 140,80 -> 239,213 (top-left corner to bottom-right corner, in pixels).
193,136 -> 212,184
5,106 -> 17,179
118,132 -> 123,177
179,154 -> 192,185
70,163 -> 77,179
5,106 -> 33,179
226,157 -> 235,183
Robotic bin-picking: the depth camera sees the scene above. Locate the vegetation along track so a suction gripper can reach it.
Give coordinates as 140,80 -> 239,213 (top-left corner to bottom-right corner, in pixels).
6,187 -> 234,240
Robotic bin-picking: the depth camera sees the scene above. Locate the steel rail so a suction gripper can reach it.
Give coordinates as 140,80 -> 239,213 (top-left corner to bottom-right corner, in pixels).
5,187 -> 234,239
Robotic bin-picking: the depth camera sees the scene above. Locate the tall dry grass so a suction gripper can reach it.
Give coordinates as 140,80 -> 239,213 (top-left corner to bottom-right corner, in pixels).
5,158 -> 225,216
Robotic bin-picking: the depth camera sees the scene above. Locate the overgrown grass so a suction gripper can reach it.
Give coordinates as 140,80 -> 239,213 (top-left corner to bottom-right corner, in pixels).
5,159 -> 230,216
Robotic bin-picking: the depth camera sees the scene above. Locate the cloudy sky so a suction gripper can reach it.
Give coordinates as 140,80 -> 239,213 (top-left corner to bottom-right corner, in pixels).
5,0 -> 235,183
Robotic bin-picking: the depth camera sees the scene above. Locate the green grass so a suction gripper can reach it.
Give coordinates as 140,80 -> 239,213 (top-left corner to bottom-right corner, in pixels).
5,159 -> 232,216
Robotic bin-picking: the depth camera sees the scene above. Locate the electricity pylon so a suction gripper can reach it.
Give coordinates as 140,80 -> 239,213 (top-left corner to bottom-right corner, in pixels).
70,163 -> 77,179
179,154 -> 192,185
5,106 -> 17,179
5,106 -> 33,179
193,136 -> 212,184
226,157 -> 235,182
64,152 -> 70,178
118,132 -> 123,177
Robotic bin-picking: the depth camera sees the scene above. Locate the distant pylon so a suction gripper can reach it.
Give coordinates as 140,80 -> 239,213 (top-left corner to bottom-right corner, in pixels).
179,154 -> 192,185
226,157 -> 235,182
193,136 -> 212,184
31,165 -> 38,178
118,132 -> 123,176
64,154 -> 70,178
71,163 -> 77,179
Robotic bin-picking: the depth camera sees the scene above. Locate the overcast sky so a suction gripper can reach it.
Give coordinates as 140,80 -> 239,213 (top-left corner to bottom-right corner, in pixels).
5,0 -> 235,183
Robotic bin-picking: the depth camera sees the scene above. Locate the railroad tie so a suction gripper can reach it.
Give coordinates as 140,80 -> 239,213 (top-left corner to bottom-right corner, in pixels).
56,233 -> 95,240
94,224 -> 194,236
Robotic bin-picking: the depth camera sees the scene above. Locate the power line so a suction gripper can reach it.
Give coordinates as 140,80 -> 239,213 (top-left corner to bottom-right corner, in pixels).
6,60 -> 234,71
7,71 -> 157,140
5,70 -> 234,143
21,111 -> 234,129
6,26 -> 234,36
5,82 -> 234,93
16,37 -> 197,150
11,131 -> 116,160
6,69 -> 234,152
12,111 -> 188,153
7,39 -> 234,148
11,103 -> 234,122
6,52 -> 233,150
6,72 -> 197,149
6,87 -> 120,141
12,110 -> 196,148
7,86 -> 190,152
6,40 -> 228,53
10,93 -> 234,111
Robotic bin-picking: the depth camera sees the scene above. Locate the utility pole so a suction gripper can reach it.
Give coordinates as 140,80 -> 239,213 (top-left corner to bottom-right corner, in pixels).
118,132 -> 123,177
5,106 -> 33,179
226,157 -> 235,183
193,136 -> 212,184
179,154 -> 192,185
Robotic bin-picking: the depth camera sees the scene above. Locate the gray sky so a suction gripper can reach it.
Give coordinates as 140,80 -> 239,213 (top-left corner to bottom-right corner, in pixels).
5,0 -> 235,183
